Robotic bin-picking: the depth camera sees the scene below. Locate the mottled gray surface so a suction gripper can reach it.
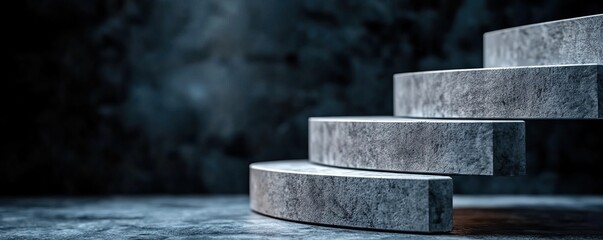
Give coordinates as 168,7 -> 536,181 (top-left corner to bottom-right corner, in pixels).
394,64 -> 602,119
309,117 -> 525,176
250,160 -> 452,233
484,14 -> 603,67
2,195 -> 603,239
7,1 -> 603,195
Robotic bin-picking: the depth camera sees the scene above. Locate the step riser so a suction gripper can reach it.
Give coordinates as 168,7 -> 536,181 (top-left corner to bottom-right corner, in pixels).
394,64 -> 602,119
309,117 -> 525,176
484,14 -> 603,67
250,160 -> 453,233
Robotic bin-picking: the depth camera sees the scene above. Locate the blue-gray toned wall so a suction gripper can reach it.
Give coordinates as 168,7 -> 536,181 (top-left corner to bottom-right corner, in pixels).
3,0 -> 602,195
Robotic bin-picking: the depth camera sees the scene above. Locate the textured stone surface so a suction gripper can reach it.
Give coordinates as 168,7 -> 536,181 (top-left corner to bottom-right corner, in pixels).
484,14 -> 603,67
7,1 -> 603,195
250,160 -> 452,233
2,196 -> 603,239
309,117 -> 525,176
394,64 -> 603,119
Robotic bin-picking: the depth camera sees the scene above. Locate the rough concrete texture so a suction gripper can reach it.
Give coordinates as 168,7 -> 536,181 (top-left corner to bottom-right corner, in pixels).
484,14 -> 603,67
309,117 -> 525,176
2,195 -> 603,239
249,160 -> 453,233
394,64 -> 602,119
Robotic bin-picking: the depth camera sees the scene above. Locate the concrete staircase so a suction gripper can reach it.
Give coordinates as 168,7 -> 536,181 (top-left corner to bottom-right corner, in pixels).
249,14 -> 603,233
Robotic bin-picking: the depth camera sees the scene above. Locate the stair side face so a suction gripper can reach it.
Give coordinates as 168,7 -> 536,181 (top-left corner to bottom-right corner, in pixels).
394,64 -> 602,119
493,122 -> 526,175
484,14 -> 603,67
309,117 -> 525,176
428,179 -> 453,232
599,65 -> 603,118
249,160 -> 453,233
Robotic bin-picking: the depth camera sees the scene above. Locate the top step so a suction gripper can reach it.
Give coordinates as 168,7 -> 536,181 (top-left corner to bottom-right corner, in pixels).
484,14 -> 603,67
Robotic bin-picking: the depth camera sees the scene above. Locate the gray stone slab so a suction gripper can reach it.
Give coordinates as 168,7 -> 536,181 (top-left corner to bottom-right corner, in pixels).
249,160 -> 453,233
309,117 -> 525,176
394,64 -> 603,119
484,14 -> 603,67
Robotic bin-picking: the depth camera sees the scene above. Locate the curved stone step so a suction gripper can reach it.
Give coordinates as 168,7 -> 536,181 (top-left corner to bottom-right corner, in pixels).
484,14 -> 603,67
250,160 -> 453,233
309,117 -> 525,176
394,64 -> 602,119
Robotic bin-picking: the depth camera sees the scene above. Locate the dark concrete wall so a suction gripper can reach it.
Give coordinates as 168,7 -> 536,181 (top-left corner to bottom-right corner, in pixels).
3,0 -> 603,195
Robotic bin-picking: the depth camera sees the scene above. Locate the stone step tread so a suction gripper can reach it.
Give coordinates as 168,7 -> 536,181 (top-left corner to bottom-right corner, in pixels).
484,14 -> 603,67
394,64 -> 602,119
309,116 -> 525,176
250,160 -> 453,233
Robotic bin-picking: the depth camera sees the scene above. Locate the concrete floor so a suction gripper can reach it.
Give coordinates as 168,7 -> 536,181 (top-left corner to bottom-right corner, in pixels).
1,195 -> 602,239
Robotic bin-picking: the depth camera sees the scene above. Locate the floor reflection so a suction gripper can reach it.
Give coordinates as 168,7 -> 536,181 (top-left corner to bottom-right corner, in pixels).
452,207 -> 603,237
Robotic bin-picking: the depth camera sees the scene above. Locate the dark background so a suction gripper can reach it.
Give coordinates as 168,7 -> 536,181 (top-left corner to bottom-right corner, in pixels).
3,0 -> 602,195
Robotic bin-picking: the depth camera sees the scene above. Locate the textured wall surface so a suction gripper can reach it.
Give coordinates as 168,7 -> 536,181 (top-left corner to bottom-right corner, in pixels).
3,0 -> 603,194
